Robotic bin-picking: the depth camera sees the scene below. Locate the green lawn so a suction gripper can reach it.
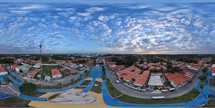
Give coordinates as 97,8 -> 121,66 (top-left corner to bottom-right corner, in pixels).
209,78 -> 215,86
204,100 -> 215,107
106,79 -> 200,104
90,81 -> 102,93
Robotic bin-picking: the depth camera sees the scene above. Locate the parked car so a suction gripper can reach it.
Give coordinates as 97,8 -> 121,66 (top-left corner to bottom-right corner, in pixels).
116,79 -> 120,83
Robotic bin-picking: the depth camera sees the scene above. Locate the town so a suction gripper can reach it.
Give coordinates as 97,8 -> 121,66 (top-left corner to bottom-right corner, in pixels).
0,54 -> 215,107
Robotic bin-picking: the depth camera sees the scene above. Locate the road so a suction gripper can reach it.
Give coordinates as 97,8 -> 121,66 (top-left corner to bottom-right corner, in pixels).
103,57 -> 204,99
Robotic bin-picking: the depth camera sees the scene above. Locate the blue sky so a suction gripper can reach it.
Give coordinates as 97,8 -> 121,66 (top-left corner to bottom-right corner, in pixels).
0,2 -> 215,54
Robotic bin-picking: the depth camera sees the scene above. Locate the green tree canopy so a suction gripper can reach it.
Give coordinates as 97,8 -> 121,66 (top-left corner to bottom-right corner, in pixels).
199,76 -> 207,82
20,83 -> 38,94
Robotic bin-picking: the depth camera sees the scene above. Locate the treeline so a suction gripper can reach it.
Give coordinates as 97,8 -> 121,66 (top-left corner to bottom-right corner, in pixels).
0,58 -> 14,64
111,55 -> 138,67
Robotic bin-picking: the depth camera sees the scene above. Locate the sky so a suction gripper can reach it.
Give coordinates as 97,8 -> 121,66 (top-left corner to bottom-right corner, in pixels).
0,1 -> 215,54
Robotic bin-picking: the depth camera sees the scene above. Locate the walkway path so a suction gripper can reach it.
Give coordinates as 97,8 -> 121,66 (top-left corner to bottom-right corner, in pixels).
81,66 -> 102,93
0,76 -> 5,84
35,75 -> 85,93
6,74 -> 22,86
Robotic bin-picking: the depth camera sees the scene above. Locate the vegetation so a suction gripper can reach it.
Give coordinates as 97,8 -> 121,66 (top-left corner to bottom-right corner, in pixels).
199,76 -> 207,82
111,55 -> 138,67
90,81 -> 102,93
0,58 -> 14,64
202,67 -> 208,74
20,83 -> 37,94
42,55 -> 49,63
106,79 -> 200,104
0,97 -> 30,107
39,65 -> 62,79
166,67 -> 182,73
209,78 -> 215,86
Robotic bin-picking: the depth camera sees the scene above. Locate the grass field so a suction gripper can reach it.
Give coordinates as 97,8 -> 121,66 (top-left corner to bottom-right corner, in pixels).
209,78 -> 215,86
106,79 -> 200,104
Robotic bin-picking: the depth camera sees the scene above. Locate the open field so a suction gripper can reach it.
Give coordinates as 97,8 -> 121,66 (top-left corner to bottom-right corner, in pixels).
209,78 -> 215,86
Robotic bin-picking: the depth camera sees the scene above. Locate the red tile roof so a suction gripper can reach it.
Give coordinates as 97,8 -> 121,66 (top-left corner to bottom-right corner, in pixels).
28,71 -> 38,77
165,72 -> 190,87
117,65 -> 125,70
70,70 -> 76,75
133,70 -> 150,86
210,67 -> 215,73
0,67 -> 6,73
51,69 -> 61,76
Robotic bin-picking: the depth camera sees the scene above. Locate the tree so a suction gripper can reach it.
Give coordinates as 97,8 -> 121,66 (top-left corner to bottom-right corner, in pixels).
202,67 -> 208,74
20,83 -> 37,94
199,76 -> 206,82
42,55 -> 49,63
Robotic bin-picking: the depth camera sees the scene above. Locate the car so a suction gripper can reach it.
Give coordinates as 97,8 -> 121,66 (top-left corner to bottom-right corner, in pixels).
116,79 -> 120,83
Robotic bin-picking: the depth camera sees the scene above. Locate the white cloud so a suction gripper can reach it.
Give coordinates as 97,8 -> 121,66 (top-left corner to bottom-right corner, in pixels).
86,7 -> 106,13
77,12 -> 91,17
20,4 -> 48,10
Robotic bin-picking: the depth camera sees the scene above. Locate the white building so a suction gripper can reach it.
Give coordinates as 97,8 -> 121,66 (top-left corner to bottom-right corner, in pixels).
33,63 -> 41,69
51,69 -> 62,79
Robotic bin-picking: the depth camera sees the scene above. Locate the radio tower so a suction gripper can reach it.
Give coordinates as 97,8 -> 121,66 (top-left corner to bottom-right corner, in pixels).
39,41 -> 43,75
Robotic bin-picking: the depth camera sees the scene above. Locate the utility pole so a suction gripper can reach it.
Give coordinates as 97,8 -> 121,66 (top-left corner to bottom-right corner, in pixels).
39,41 -> 43,79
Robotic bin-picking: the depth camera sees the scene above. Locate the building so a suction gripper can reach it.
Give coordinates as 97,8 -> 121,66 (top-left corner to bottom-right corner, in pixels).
33,63 -> 41,69
0,67 -> 8,76
165,72 -> 190,88
51,69 -> 62,79
133,70 -> 150,87
210,64 -> 215,76
45,75 -> 51,81
28,71 -> 38,78
70,70 -> 76,75
183,70 -> 194,78
187,65 -> 199,71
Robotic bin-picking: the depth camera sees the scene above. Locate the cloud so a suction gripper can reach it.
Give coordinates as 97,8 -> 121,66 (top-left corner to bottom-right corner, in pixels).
86,7 -> 106,13
20,4 -> 48,10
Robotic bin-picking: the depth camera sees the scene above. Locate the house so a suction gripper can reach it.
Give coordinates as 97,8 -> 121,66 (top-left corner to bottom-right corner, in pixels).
28,71 -> 38,78
45,75 -> 51,81
133,70 -> 150,87
210,66 -> 215,76
116,65 -> 125,70
165,72 -> 190,88
0,67 -> 8,76
11,64 -> 19,72
183,70 -> 194,78
70,70 -> 77,75
187,65 -> 199,71
51,69 -> 62,79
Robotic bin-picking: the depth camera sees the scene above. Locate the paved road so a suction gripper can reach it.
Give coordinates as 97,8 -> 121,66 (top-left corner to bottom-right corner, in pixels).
35,75 -> 85,93
103,57 -> 204,99
101,67 -> 215,107
102,80 -> 208,107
